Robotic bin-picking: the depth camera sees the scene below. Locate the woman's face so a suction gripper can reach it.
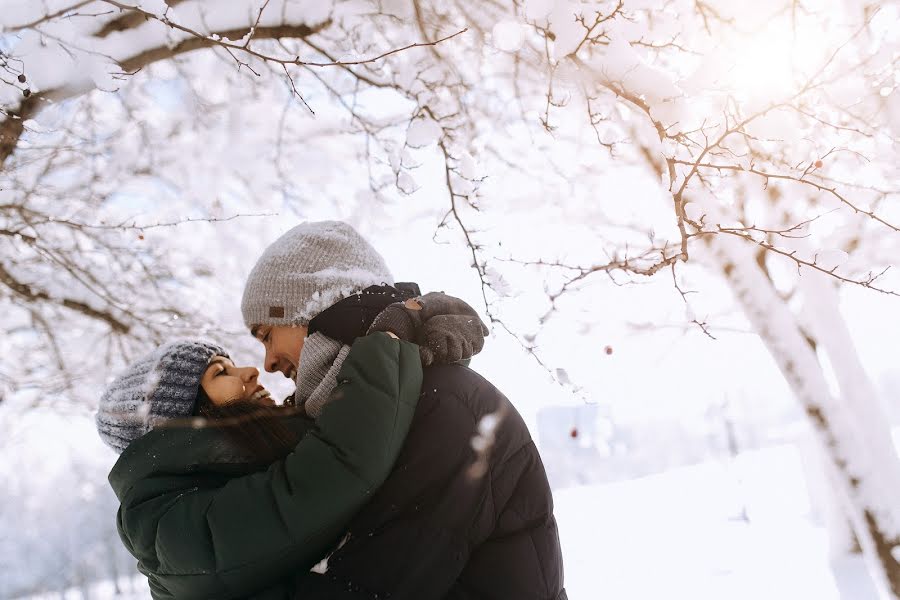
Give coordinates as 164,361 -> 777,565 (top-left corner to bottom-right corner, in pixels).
199,356 -> 273,407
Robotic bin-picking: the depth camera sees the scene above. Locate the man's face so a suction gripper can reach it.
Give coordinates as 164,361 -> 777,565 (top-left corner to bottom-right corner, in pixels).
251,324 -> 308,381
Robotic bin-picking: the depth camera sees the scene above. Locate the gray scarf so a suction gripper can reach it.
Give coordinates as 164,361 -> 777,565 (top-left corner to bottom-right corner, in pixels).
294,332 -> 352,418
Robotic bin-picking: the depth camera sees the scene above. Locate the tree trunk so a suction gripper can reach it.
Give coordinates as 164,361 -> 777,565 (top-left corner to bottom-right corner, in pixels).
799,433 -> 861,557
701,231 -> 900,599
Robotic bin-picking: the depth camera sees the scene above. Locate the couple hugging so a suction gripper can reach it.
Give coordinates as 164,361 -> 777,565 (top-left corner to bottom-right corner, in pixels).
95,221 -> 566,599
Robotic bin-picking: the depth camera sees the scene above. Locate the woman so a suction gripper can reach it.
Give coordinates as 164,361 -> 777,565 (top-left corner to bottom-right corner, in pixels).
97,292 -> 488,600
97,332 -> 416,599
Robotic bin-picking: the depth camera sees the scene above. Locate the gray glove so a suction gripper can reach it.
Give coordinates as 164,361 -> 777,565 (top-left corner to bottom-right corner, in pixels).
368,292 -> 489,366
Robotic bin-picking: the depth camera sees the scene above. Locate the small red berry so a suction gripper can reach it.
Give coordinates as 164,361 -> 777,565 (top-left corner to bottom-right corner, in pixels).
138,234 -> 145,240
814,160 -> 823,169
570,428 -> 578,439
604,345 -> 613,355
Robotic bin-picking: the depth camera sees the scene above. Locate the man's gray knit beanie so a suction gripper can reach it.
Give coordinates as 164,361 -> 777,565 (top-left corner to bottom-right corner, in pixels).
95,340 -> 227,453
241,220 -> 394,329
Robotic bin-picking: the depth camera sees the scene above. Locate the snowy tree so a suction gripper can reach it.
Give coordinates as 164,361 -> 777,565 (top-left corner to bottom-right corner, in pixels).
0,0 -> 466,406
2,0 -> 900,596
404,2 -> 900,594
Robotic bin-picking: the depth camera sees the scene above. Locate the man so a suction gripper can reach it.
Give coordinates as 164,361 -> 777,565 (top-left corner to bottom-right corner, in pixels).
241,221 -> 566,599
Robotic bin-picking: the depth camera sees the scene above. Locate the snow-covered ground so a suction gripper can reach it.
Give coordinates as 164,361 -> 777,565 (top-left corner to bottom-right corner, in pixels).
17,443 -> 880,600
23,579 -> 150,600
555,444 -> 879,599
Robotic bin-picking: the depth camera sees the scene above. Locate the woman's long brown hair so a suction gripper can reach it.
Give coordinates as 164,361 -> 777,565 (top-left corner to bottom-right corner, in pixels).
192,386 -> 305,464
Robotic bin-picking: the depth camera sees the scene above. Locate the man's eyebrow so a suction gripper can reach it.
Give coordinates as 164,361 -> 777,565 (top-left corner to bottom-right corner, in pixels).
250,325 -> 261,339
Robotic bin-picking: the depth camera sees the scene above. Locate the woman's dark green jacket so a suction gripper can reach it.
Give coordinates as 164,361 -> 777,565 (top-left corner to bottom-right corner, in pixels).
108,333 -> 422,599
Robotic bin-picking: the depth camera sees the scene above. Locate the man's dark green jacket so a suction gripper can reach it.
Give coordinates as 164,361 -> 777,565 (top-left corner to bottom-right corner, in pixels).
107,333 -> 422,600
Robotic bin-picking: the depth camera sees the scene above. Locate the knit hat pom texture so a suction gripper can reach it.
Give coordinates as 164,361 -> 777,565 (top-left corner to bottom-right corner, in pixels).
95,339 -> 227,453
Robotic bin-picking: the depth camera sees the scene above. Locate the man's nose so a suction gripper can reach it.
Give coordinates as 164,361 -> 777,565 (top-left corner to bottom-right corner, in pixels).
264,349 -> 277,373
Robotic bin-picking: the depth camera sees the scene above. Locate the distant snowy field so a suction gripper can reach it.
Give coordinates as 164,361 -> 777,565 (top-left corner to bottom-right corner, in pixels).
18,444 -> 881,600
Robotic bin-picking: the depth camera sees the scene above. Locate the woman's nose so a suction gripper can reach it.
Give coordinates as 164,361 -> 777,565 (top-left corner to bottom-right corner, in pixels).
240,366 -> 260,381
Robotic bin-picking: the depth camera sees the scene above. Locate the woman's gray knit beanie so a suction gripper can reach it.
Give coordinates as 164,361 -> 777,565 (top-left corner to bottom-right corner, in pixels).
95,340 -> 227,453
241,220 -> 394,329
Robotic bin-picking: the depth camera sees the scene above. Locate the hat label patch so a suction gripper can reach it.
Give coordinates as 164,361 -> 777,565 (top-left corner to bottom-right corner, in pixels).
269,306 -> 285,318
